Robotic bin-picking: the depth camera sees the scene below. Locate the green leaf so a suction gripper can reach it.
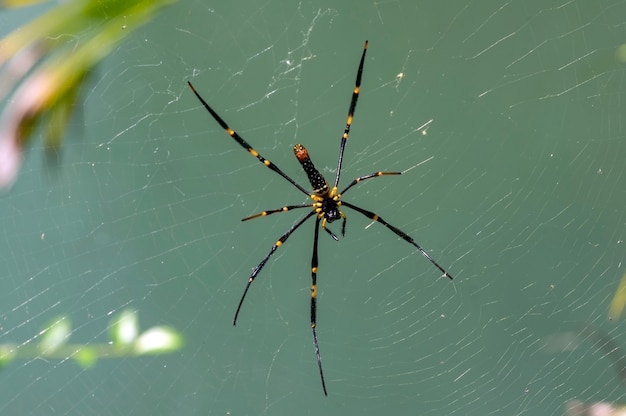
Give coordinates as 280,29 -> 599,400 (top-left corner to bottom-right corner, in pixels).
110,309 -> 139,346
0,344 -> 17,368
134,327 -> 183,355
39,316 -> 71,353
0,0 -> 179,189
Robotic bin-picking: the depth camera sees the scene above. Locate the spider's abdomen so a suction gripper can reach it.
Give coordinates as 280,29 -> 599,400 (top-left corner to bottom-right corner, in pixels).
294,144 -> 329,196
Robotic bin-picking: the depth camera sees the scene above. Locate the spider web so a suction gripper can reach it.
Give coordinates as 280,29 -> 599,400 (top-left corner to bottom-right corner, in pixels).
1,0 -> 626,414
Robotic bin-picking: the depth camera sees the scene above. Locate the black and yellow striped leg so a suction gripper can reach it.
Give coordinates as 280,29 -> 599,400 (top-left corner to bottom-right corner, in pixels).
339,171 -> 402,195
332,40 -> 368,189
233,211 -> 317,325
321,223 -> 339,241
241,203 -> 315,221
187,81 -> 310,196
311,216 -> 328,396
342,201 -> 454,280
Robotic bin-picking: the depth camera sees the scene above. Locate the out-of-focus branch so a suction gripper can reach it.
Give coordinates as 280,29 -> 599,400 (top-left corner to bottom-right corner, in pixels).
0,309 -> 183,368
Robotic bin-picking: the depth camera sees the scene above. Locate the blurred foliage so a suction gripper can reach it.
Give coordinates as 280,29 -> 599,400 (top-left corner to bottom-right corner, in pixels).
565,399 -> 626,416
0,0 -> 177,189
610,270 -> 626,320
0,309 -> 183,368
559,323 -> 626,415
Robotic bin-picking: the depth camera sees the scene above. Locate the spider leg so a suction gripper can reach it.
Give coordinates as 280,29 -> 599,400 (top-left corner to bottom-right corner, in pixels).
233,211 -> 316,325
319,211 -> 346,241
322,227 -> 339,241
333,40 -> 368,190
335,170 -> 399,238
241,203 -> 315,221
339,171 -> 402,195
321,221 -> 339,241
311,217 -> 328,396
342,201 -> 453,280
187,81 -> 310,197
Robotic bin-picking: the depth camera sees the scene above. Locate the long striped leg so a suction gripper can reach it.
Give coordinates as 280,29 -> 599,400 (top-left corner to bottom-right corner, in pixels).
339,171 -> 402,195
310,216 -> 328,396
241,203 -> 315,221
342,201 -> 453,280
233,211 -> 317,325
332,40 -> 368,190
187,81 -> 310,196
325,171 -> 401,237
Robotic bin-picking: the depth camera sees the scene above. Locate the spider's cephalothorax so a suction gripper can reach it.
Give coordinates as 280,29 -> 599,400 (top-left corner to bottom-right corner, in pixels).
294,143 -> 345,239
187,40 -> 455,397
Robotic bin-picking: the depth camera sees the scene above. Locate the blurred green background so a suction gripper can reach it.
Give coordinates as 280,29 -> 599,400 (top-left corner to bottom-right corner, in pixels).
2,0 -> 626,415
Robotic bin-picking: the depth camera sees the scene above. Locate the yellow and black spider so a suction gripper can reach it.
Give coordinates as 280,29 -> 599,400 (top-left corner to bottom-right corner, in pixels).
187,40 -> 453,396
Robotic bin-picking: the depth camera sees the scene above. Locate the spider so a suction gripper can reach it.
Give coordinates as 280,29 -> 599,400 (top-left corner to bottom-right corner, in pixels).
187,40 -> 453,396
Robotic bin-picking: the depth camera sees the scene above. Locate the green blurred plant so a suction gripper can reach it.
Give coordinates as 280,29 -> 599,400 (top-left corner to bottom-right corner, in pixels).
0,309 -> 183,368
609,270 -> 626,320
0,0 -> 177,189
